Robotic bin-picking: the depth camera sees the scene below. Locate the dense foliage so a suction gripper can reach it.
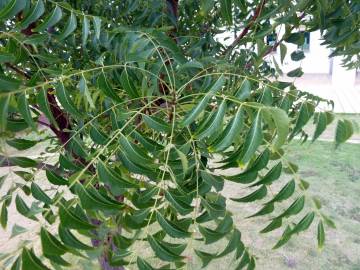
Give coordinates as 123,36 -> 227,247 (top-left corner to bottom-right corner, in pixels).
0,0 -> 359,269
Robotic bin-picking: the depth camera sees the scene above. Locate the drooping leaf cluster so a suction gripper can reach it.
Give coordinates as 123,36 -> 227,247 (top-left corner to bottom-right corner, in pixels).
0,0 -> 358,269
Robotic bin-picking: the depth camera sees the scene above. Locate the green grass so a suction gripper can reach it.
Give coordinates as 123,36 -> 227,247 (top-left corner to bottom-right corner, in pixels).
210,140 -> 360,270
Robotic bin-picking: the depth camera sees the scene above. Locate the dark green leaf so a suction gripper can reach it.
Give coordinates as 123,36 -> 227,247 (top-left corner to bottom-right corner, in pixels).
9,157 -> 38,168
31,182 -> 52,204
240,111 -> 263,163
268,179 -> 295,203
15,195 -> 37,221
59,205 -> 96,230
181,75 -> 226,126
250,162 -> 282,186
317,220 -> 325,250
55,82 -> 83,119
45,170 -> 68,186
291,212 -> 315,234
34,5 -> 62,32
19,0 -> 45,29
231,185 -> 267,203
21,248 -> 50,270
40,227 -> 68,255
156,212 -> 191,238
58,226 -> 92,250
147,235 -> 184,262
6,138 -> 37,150
0,0 -> 26,21
58,12 -> 77,40
143,115 -> 171,133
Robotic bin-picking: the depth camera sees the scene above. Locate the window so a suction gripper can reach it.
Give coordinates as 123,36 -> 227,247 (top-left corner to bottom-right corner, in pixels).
299,32 -> 310,52
266,32 -> 277,52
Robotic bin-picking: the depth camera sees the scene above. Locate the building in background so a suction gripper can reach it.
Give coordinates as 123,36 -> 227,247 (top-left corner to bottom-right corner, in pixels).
218,30 -> 360,113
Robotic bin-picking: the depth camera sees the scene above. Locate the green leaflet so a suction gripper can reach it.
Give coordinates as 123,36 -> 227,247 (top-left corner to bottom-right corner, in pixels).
34,5 -> 62,32
82,16 -> 90,47
58,12 -> 77,40
273,225 -> 293,249
120,69 -> 139,98
196,100 -> 227,140
156,212 -> 191,238
165,191 -> 193,215
97,72 -> 121,102
200,197 -> 226,218
217,228 -> 241,258
260,217 -> 282,233
200,170 -> 224,191
250,162 -> 282,186
235,78 -> 251,100
97,161 -> 138,193
55,82 -> 83,119
216,213 -> 233,234
280,43 -> 287,64
118,153 -> 157,180
59,205 -> 96,230
278,196 -> 305,218
236,250 -> 250,269
31,182 -> 52,205
312,112 -> 327,142
143,115 -> 171,133
247,203 -> 274,218
231,185 -> 267,203
58,226 -> 93,250
79,75 -> 94,109
92,16 -> 101,39
137,257 -> 155,270
0,0 -> 26,21
19,0 -> 45,29
10,156 -> 38,168
22,248 -> 50,270
17,93 -> 36,130
268,179 -> 295,203
119,135 -> 152,165
1,202 -> 7,229
246,148 -> 270,172
317,220 -> 325,250
6,138 -> 37,150
46,169 -> 68,186
335,119 -> 354,147
36,88 -> 58,128
240,111 -> 263,164
287,67 -> 303,77
40,227 -> 68,255
0,51 -> 15,63
147,235 -> 184,262
291,212 -> 315,234
268,107 -> 290,150
220,0 -> 232,25
290,102 -> 314,138
259,86 -> 273,106
90,125 -> 108,145
75,184 -> 123,210
198,225 -> 227,244
181,75 -> 226,126
44,254 -> 70,266
224,170 -> 258,184
0,75 -> 21,92
212,106 -> 244,151
15,195 -> 37,221
195,249 -> 216,268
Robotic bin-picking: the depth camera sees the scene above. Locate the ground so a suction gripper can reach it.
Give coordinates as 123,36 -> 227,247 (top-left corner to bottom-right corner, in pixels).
0,116 -> 359,270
